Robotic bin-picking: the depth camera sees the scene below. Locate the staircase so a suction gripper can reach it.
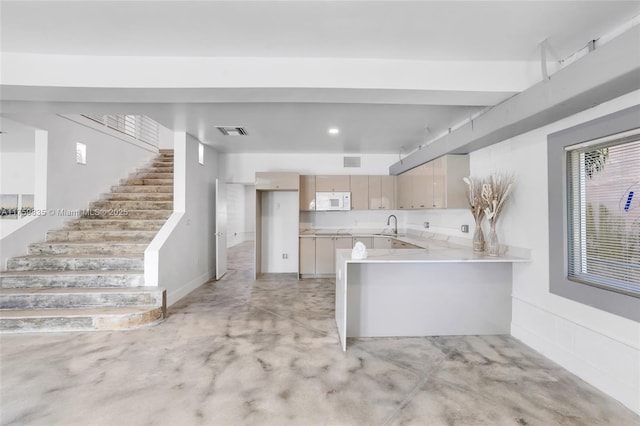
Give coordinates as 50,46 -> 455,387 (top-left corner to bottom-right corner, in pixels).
0,149 -> 174,332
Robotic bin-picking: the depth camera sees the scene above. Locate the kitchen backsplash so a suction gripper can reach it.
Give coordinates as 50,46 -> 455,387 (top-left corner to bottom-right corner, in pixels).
300,208 -> 474,239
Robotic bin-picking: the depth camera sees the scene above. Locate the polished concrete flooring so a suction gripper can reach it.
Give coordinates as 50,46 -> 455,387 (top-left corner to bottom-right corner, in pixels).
1,241 -> 638,425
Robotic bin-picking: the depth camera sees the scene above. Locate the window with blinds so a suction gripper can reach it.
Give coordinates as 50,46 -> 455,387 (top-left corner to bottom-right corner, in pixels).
82,114 -> 159,146
566,130 -> 640,297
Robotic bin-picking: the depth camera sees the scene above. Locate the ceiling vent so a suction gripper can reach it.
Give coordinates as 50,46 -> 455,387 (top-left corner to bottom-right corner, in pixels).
343,156 -> 361,168
216,126 -> 248,136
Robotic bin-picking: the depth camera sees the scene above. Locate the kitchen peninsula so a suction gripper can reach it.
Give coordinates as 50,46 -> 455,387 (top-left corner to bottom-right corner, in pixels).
332,231 -> 529,351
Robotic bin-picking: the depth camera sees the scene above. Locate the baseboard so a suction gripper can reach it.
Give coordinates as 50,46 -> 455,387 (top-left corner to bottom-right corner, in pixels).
166,270 -> 213,306
511,322 -> 640,416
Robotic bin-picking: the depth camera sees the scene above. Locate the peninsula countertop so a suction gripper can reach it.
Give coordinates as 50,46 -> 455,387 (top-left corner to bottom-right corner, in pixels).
302,228 -> 530,262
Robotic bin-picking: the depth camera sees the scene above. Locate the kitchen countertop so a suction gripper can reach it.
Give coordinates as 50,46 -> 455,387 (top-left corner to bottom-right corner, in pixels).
301,228 -> 530,261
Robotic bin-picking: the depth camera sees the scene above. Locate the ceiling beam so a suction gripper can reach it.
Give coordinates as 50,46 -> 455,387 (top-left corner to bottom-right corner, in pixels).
389,25 -> 640,175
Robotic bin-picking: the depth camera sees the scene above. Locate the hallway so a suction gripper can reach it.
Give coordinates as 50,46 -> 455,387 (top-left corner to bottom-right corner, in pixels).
1,242 -> 638,425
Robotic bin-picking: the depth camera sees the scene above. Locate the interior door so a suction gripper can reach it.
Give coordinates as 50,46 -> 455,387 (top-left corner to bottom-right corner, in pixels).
215,179 -> 227,280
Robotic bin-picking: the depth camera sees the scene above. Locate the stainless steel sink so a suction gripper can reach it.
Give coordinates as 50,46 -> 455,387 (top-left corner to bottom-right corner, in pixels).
374,233 -> 406,237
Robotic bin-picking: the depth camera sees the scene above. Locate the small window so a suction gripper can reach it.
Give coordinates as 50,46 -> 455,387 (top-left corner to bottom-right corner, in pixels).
198,143 -> 204,165
76,142 -> 87,165
566,131 -> 640,297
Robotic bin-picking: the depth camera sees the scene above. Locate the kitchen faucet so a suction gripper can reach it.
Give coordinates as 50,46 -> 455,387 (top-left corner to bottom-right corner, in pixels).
386,214 -> 398,235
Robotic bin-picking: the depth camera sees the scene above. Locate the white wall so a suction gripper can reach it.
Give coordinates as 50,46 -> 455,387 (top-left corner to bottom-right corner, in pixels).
0,114 -> 156,268
220,153 -> 398,183
145,133 -> 219,305
468,90 -> 640,415
261,191 -> 298,273
0,152 -> 35,194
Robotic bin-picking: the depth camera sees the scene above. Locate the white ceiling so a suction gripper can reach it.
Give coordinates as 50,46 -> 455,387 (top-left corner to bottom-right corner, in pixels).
2,1 -> 639,154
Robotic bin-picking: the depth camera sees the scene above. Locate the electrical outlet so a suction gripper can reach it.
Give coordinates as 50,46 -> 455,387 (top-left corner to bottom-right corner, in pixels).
423,221 -> 430,229
282,253 -> 288,259
461,224 -> 469,233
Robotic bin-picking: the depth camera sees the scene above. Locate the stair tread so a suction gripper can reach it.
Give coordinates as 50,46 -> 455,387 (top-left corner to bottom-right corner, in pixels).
12,254 -> 144,259
0,287 -> 161,295
0,270 -> 143,277
0,306 -> 162,318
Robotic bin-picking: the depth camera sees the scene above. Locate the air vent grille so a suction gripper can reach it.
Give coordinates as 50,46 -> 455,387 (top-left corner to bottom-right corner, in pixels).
216,126 -> 248,136
343,156 -> 361,168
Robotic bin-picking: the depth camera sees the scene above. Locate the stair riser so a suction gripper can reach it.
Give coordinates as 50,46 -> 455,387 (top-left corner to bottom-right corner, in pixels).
119,178 -> 173,186
29,243 -> 147,256
111,185 -> 173,193
81,210 -> 171,220
0,307 -> 164,332
1,292 -> 163,310
102,193 -> 173,201
64,220 -> 165,231
46,230 -> 156,243
90,201 -> 173,210
6,257 -> 144,272
0,273 -> 144,289
147,164 -> 174,169
129,172 -> 173,179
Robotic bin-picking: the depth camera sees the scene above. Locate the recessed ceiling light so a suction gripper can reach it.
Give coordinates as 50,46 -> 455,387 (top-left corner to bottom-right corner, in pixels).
216,126 -> 248,136
328,128 -> 340,135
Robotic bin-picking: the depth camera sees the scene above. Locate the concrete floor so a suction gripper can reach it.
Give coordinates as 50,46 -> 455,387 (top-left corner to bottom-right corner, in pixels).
1,241 -> 638,425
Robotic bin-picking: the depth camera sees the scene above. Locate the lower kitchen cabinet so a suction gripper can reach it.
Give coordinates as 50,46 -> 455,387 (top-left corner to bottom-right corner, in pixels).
299,237 -> 316,274
373,236 -> 393,249
353,236 -> 373,248
316,236 -> 352,275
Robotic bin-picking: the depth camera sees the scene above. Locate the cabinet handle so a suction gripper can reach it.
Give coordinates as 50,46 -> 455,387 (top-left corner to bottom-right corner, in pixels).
420,205 -> 425,207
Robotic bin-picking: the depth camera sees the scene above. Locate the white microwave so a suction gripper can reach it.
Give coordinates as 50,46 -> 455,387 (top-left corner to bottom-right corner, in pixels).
315,192 -> 351,211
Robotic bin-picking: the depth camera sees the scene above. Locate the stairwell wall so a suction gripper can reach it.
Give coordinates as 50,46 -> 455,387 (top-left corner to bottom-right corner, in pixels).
145,133 -> 219,305
0,114 -> 157,269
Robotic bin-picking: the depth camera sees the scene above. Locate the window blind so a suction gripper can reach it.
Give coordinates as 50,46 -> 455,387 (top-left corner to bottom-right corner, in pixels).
567,132 -> 640,297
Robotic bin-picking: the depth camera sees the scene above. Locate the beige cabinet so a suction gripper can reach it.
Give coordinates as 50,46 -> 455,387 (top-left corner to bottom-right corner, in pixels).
395,172 -> 413,210
433,155 -> 469,209
255,172 -> 299,191
369,176 -> 395,209
373,236 -> 393,249
315,236 -> 353,275
353,236 -> 373,249
299,237 -> 316,275
394,155 -> 469,209
299,175 -> 316,211
350,176 -> 369,210
315,175 -> 350,193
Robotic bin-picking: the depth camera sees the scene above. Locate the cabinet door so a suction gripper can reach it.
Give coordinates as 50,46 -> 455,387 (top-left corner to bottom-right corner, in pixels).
380,176 -> 395,209
315,237 -> 334,275
299,237 -> 316,274
443,155 -> 470,209
396,173 -> 412,210
299,175 -> 316,211
255,172 -> 299,190
353,236 -> 373,248
411,165 -> 429,209
431,157 -> 446,208
368,176 -> 382,209
316,175 -> 350,192
350,176 -> 369,210
373,237 -> 393,249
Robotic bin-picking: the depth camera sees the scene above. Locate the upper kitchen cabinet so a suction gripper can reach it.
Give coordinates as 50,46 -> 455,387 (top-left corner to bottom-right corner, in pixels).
255,172 -> 299,191
350,175 -> 369,210
369,175 -> 395,209
395,171 -> 413,210
433,155 -> 469,208
315,175 -> 350,193
299,175 -> 316,211
395,155 -> 469,209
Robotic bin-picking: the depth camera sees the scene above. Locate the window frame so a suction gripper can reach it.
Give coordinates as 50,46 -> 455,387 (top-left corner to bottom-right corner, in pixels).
548,104 -> 640,321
